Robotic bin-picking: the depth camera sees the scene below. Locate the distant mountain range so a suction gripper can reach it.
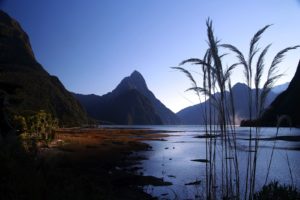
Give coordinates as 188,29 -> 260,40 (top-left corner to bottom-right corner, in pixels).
241,61 -> 300,127
74,71 -> 180,125
177,83 -> 280,125
2,10 -> 298,127
0,10 -> 87,126
271,82 -> 289,94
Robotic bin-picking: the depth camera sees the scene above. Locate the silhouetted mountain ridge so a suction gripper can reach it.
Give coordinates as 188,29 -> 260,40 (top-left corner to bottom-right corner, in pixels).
271,82 -> 289,94
241,60 -> 300,127
114,71 -> 148,95
177,83 -> 277,125
74,71 -> 180,125
0,10 -> 87,126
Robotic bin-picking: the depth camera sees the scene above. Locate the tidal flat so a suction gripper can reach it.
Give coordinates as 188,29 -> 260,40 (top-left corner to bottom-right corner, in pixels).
1,127 -> 171,200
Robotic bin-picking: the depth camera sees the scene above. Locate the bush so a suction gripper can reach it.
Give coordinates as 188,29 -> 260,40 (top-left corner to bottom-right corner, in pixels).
14,110 -> 58,149
254,181 -> 300,200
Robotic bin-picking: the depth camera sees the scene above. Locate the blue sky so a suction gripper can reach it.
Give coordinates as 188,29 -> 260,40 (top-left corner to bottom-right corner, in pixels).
1,0 -> 300,112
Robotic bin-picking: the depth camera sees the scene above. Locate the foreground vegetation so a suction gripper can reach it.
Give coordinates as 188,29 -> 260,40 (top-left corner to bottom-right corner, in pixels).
174,19 -> 299,199
254,181 -> 299,200
14,110 -> 58,149
0,124 -> 172,200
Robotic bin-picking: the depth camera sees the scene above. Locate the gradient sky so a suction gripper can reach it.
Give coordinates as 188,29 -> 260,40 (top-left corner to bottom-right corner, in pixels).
1,0 -> 300,112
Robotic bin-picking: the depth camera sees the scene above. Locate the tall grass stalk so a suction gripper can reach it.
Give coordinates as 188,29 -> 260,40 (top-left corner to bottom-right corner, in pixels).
174,19 -> 299,200
223,25 -> 299,199
177,19 -> 239,199
286,153 -> 294,187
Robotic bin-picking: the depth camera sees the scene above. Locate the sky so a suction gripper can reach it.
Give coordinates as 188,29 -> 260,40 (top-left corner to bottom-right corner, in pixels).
1,0 -> 300,112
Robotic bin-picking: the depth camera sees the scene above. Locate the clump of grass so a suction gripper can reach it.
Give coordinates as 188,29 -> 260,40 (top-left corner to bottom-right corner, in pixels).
254,181 -> 300,200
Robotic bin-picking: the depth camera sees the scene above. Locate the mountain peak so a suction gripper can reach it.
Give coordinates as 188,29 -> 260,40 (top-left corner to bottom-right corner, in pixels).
130,70 -> 142,78
232,82 -> 249,91
75,70 -> 180,124
129,70 -> 146,87
0,10 -> 36,65
113,70 -> 148,95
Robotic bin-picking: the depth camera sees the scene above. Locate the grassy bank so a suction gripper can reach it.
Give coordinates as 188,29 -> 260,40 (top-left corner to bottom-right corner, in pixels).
0,128 -> 170,200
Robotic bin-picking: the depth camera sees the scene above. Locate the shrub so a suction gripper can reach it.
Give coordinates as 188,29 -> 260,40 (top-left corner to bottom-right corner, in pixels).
254,181 -> 300,200
14,110 -> 58,149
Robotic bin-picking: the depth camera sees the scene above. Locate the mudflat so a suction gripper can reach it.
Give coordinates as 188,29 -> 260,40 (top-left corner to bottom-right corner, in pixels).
39,128 -> 171,200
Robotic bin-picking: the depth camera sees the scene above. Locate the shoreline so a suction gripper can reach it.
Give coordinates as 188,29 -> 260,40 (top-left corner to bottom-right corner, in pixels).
40,127 -> 172,199
4,126 -> 299,199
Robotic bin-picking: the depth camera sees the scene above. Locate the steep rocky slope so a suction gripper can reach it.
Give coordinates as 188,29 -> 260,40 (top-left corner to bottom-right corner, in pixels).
0,10 -> 87,126
241,60 -> 300,127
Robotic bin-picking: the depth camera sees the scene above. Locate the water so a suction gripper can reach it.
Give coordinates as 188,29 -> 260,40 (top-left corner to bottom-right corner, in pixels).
107,125 -> 300,199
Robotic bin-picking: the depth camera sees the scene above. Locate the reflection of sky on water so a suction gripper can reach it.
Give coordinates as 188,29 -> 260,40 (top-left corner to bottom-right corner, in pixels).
131,126 -> 300,199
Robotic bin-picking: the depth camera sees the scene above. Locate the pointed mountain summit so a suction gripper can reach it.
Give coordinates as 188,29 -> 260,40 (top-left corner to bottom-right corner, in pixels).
74,70 -> 180,125
114,70 -> 148,96
0,10 -> 87,126
130,70 -> 148,89
115,70 -> 180,124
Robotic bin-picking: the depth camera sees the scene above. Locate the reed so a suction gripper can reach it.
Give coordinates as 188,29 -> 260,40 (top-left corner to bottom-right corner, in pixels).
224,31 -> 299,199
174,19 -> 299,200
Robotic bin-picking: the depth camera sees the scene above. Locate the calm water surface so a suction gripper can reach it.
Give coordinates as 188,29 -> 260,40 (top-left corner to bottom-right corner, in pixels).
105,125 -> 300,199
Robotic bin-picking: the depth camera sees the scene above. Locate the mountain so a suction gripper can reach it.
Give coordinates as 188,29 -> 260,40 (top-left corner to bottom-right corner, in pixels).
271,82 -> 289,94
114,71 -> 180,124
241,60 -> 300,127
74,71 -> 180,125
177,83 -> 277,125
0,10 -> 87,126
75,89 -> 162,125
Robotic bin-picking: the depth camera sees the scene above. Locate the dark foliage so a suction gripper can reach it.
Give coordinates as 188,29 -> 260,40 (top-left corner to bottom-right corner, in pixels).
254,181 -> 300,200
